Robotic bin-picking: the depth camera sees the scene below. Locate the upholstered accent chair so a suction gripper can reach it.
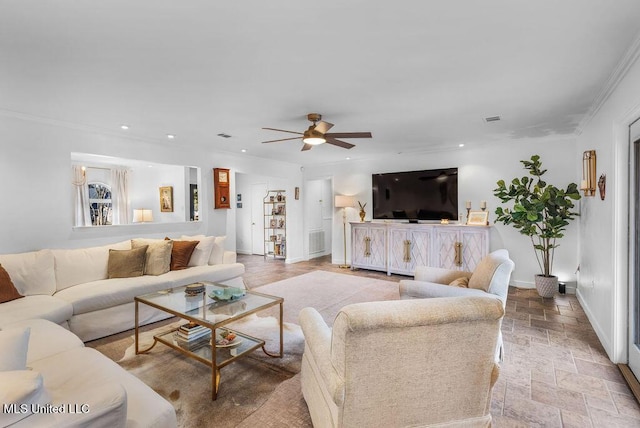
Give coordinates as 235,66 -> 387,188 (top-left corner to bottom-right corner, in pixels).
299,296 -> 505,428
399,249 -> 515,361
399,249 -> 515,308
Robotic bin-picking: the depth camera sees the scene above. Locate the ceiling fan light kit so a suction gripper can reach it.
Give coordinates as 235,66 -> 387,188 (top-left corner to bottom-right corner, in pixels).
262,113 -> 372,151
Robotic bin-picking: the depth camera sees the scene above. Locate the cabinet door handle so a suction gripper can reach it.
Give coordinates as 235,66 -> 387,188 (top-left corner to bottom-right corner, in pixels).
454,242 -> 462,266
364,236 -> 371,257
403,240 -> 411,262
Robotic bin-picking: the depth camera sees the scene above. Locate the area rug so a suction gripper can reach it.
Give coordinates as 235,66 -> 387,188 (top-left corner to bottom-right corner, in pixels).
87,271 -> 400,428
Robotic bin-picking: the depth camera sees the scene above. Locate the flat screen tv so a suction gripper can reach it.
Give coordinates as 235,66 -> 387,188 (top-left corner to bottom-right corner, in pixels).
372,168 -> 458,221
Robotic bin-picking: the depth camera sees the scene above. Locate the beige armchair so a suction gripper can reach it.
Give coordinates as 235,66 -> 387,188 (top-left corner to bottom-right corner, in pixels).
399,249 -> 515,307
299,296 -> 505,428
399,249 -> 514,362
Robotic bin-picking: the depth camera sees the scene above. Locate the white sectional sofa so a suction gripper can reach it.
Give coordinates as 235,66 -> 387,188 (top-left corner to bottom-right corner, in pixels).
1,318 -> 177,428
0,237 -> 245,341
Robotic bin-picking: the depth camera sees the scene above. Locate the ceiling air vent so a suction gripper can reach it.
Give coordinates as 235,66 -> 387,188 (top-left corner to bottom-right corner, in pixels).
217,133 -> 232,138
484,116 -> 501,123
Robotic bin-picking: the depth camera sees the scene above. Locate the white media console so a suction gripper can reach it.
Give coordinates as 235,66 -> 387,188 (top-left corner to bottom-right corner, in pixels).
350,222 -> 490,276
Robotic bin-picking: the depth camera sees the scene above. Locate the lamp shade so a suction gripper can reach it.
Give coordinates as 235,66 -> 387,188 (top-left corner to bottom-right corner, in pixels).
133,209 -> 154,223
335,195 -> 355,208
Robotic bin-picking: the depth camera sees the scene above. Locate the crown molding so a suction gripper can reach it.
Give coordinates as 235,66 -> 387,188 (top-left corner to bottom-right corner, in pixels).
576,31 -> 640,135
0,108 -> 172,146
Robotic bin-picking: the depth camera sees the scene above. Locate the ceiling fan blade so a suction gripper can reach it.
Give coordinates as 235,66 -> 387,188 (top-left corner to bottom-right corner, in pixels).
325,132 -> 372,139
262,127 -> 304,135
301,143 -> 313,151
313,121 -> 334,134
262,137 -> 302,144
325,137 -> 355,149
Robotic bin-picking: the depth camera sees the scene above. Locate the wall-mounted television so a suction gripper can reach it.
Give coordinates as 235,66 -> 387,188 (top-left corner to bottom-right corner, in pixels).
372,168 -> 458,221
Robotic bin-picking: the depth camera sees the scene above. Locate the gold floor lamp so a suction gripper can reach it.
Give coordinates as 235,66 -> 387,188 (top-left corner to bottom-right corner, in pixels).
335,195 -> 355,268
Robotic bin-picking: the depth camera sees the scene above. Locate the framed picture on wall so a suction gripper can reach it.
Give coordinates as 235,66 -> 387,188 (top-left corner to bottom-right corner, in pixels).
160,186 -> 174,212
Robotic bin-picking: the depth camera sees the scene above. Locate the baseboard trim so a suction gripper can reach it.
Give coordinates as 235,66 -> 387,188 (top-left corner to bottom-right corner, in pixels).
618,364 -> 640,404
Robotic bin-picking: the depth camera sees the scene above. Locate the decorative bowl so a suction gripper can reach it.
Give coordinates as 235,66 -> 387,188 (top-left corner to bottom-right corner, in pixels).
209,287 -> 245,302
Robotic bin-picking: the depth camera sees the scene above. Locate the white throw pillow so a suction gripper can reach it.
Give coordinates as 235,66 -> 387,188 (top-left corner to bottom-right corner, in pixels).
180,235 -> 216,266
0,370 -> 51,426
210,236 -> 226,265
0,327 -> 30,371
181,235 -> 226,265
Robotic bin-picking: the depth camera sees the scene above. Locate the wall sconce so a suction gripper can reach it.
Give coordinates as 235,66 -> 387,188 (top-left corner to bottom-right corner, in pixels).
581,150 -> 596,196
132,209 -> 154,223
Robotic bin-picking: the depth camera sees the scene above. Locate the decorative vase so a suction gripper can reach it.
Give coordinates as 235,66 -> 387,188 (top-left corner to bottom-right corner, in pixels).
534,275 -> 558,298
359,209 -> 366,222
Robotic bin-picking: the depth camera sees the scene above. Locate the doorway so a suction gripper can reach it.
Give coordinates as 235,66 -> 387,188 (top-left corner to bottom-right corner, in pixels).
304,178 -> 332,260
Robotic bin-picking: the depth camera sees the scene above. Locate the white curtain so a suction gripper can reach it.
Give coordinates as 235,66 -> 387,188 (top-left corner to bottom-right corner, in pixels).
110,168 -> 130,225
72,165 -> 91,227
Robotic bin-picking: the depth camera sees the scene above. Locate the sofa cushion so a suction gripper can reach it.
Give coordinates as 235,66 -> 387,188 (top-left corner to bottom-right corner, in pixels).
168,239 -> 198,270
0,250 -> 56,296
0,370 -> 51,427
28,347 -> 175,428
55,275 -> 177,315
0,295 -> 74,327
180,235 -> 216,266
107,246 -> 148,279
0,264 -> 23,303
53,241 -> 131,291
0,326 -> 30,371
132,239 -> 172,276
2,318 -> 84,364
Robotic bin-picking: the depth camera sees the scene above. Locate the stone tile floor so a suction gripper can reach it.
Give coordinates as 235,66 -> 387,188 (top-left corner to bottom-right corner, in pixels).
239,254 -> 640,427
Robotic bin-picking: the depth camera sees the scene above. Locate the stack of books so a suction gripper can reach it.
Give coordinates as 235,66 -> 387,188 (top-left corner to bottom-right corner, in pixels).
176,323 -> 210,343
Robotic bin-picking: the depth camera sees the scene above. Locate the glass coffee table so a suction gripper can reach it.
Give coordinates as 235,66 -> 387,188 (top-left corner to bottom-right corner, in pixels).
134,281 -> 283,400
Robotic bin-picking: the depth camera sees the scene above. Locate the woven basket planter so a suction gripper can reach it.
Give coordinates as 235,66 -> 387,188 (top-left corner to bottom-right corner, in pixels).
535,275 -> 558,298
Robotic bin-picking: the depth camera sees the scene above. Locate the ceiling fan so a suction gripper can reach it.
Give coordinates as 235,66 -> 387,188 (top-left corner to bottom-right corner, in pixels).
262,113 -> 372,151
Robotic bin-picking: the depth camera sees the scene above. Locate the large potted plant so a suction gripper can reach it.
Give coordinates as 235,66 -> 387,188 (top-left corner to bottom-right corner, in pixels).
493,155 -> 581,297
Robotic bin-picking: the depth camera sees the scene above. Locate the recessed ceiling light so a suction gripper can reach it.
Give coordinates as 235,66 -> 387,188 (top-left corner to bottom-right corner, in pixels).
346,157 -> 351,160
120,124 -> 129,130
167,134 -> 175,139
459,143 -> 465,147
241,149 -> 247,153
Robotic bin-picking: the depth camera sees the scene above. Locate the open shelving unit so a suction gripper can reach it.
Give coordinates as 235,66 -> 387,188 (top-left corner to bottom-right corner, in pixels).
263,190 -> 286,260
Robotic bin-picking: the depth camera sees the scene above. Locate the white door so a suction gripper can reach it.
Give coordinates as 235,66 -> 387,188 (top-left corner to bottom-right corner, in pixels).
629,119 -> 640,376
251,183 -> 267,255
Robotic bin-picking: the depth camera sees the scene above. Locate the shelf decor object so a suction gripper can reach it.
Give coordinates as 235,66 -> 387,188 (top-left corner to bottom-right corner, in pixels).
213,168 -> 231,209
467,211 -> 489,226
581,150 -> 597,196
335,195 -> 356,268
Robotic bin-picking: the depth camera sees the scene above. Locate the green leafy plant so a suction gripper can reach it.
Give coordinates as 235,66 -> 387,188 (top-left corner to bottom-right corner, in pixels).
493,155 -> 581,277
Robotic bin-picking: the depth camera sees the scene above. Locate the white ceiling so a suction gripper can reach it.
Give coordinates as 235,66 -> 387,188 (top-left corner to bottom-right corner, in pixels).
2,1 -> 640,166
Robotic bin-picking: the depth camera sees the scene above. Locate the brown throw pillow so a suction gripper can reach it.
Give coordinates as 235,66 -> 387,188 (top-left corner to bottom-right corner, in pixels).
0,264 -> 24,303
166,238 -> 198,271
449,277 -> 470,288
107,246 -> 148,279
